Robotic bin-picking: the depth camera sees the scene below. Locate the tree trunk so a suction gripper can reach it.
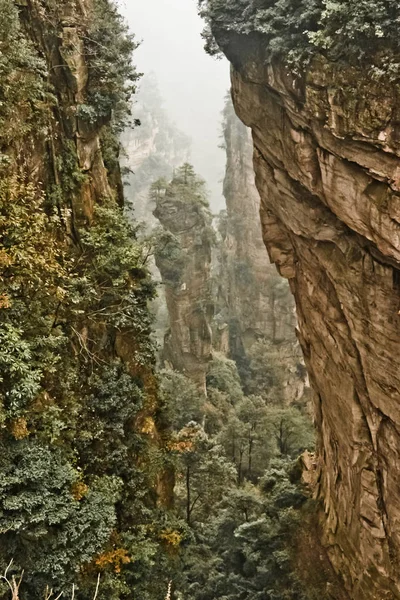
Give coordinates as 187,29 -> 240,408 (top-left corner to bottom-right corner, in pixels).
186,465 -> 191,525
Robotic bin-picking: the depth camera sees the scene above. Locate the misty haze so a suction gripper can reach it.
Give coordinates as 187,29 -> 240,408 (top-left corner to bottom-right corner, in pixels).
119,0 -> 230,209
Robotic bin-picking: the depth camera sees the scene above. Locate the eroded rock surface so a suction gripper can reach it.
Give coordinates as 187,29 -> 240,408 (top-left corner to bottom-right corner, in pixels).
219,40 -> 400,599
154,176 -> 213,392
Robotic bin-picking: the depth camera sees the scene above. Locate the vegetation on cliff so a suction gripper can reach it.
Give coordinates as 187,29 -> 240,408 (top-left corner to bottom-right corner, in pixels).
198,0 -> 400,75
0,1 -> 173,598
150,163 -> 324,599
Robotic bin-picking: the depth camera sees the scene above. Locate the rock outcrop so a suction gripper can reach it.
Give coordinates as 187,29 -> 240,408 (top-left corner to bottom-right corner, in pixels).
154,166 -> 214,393
215,98 -> 307,403
215,37 -> 400,600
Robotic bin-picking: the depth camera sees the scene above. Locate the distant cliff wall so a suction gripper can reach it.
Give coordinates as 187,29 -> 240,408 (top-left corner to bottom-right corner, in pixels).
214,99 -> 307,404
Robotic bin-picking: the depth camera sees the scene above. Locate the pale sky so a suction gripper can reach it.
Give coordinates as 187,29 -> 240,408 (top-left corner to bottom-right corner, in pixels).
118,0 -> 231,209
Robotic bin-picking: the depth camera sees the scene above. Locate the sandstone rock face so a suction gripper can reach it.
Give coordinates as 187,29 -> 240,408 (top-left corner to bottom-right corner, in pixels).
154,182 -> 213,393
215,99 -> 307,403
19,0 -> 111,224
220,42 -> 400,599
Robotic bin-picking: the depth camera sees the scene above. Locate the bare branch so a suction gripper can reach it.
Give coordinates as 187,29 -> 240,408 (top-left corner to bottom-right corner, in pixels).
165,581 -> 172,600
93,574 -> 101,600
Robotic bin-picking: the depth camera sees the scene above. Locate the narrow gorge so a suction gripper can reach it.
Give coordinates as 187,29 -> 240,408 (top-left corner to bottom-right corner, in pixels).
1,0 -> 400,599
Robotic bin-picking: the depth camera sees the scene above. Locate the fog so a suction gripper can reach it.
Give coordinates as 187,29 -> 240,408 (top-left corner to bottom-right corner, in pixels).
118,0 -> 230,210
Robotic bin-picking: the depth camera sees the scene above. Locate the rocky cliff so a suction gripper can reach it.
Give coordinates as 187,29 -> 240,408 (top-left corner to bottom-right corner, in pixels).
211,36 -> 400,600
154,165 -> 214,393
215,98 -> 307,404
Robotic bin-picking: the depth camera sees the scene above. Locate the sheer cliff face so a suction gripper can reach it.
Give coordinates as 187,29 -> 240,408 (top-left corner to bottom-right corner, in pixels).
217,100 -> 307,403
154,183 -> 213,392
218,39 -> 400,599
220,100 -> 296,346
18,0 -> 111,210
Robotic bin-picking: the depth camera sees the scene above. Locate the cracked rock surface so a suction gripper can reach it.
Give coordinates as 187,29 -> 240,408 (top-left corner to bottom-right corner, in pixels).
221,40 -> 400,599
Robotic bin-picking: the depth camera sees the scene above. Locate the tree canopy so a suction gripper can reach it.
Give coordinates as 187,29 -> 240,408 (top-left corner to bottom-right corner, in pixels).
198,0 -> 400,76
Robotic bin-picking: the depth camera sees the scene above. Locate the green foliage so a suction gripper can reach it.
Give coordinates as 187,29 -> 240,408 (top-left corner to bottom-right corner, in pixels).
66,201 -> 156,339
159,370 -> 204,430
264,406 -> 315,457
0,439 -> 121,590
178,460 -> 322,600
0,323 -> 42,416
155,164 -> 211,211
198,0 -> 400,75
0,172 -> 161,597
0,2 -> 321,597
84,0 -> 140,130
153,226 -> 187,285
206,355 -> 244,404
170,423 -> 236,525
219,396 -> 274,481
158,352 -> 316,598
241,338 -> 287,401
169,164 -> 209,206
0,178 -> 66,418
0,0 -> 47,144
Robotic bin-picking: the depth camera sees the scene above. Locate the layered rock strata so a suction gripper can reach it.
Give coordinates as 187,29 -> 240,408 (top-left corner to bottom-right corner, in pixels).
217,37 -> 400,599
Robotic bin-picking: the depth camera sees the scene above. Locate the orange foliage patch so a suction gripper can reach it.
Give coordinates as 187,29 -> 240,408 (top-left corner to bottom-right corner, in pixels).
166,440 -> 194,453
71,481 -> 89,501
95,548 -> 131,574
160,529 -> 183,548
0,293 -> 11,309
141,416 -> 156,436
9,417 -> 29,440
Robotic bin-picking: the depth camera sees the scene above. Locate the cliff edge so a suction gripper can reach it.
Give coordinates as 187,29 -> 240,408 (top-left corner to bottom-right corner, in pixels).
214,34 -> 400,600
